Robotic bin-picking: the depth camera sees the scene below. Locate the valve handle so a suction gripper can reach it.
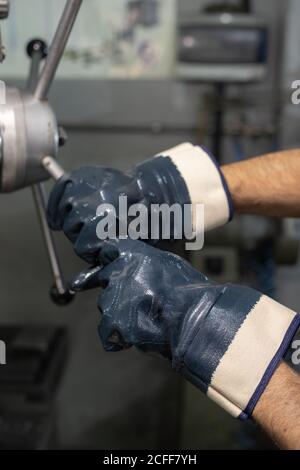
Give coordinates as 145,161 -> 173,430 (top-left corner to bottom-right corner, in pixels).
26,35 -> 76,306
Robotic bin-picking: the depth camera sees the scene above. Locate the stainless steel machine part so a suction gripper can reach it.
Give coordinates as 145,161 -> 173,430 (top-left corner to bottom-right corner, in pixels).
42,156 -> 65,181
34,0 -> 83,101
0,88 -> 59,192
32,183 -> 70,296
27,40 -> 48,92
26,37 -> 71,305
0,1 -> 83,192
0,1 -> 83,303
29,1 -> 83,304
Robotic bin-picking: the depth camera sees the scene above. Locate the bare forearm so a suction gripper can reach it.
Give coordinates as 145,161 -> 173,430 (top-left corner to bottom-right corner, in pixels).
253,362 -> 300,449
222,149 -> 300,218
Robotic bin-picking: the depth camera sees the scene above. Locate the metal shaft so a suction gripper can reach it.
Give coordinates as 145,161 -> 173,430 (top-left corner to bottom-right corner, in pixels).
27,50 -> 43,92
32,183 -> 68,296
34,0 -> 83,101
27,41 -> 70,300
42,156 -> 65,181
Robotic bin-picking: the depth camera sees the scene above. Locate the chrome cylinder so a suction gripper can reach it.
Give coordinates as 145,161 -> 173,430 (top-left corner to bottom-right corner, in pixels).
0,87 -> 59,192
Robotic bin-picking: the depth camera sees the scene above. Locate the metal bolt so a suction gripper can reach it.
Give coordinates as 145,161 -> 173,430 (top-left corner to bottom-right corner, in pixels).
58,127 -> 68,147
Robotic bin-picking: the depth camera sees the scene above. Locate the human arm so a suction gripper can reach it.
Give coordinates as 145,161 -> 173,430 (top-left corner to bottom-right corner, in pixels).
253,361 -> 300,450
222,149 -> 300,218
71,239 -> 300,447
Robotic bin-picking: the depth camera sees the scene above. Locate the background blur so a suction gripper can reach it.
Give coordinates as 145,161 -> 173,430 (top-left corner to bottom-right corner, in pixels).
0,0 -> 299,449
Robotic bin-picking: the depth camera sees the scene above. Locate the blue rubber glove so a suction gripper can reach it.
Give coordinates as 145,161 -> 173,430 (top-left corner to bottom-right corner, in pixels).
47,143 -> 233,263
71,239 -> 300,420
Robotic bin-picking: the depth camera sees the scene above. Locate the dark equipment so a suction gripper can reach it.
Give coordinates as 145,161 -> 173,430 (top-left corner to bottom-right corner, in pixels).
0,326 -> 68,449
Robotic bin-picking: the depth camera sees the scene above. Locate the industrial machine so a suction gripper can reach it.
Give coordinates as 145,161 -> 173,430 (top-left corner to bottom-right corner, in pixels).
0,325 -> 68,449
176,3 -> 299,300
0,0 -> 83,305
176,9 -> 269,161
177,13 -> 268,83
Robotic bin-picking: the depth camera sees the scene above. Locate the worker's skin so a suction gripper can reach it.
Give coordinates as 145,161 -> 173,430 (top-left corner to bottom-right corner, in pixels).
253,362 -> 300,450
222,149 -> 300,449
222,149 -> 300,218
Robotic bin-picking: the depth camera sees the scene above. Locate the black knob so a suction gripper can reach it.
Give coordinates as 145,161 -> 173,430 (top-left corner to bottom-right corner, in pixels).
58,127 -> 68,147
50,284 -> 75,306
26,39 -> 48,59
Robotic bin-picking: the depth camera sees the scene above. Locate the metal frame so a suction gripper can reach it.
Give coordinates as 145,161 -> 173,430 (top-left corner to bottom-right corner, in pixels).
28,0 -> 83,304
35,0 -> 83,101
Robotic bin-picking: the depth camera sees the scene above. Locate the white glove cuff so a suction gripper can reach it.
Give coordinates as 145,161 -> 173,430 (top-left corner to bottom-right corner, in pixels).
158,143 -> 233,233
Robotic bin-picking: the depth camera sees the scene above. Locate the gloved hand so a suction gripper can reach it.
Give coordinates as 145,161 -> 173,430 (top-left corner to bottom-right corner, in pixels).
72,239 -> 300,420
47,143 -> 233,263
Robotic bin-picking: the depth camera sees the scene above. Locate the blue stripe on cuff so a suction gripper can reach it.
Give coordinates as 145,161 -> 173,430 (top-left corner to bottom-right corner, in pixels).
239,313 -> 300,421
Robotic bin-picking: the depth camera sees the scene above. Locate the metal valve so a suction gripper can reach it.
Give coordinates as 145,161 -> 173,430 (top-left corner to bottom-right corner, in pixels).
0,1 -> 83,305
0,88 -> 59,192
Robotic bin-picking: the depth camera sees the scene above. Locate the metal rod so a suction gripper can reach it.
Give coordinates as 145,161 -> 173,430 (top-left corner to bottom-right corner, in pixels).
42,156 -> 65,181
34,0 -> 83,101
27,50 -> 43,92
32,183 -> 68,296
27,45 -> 71,301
